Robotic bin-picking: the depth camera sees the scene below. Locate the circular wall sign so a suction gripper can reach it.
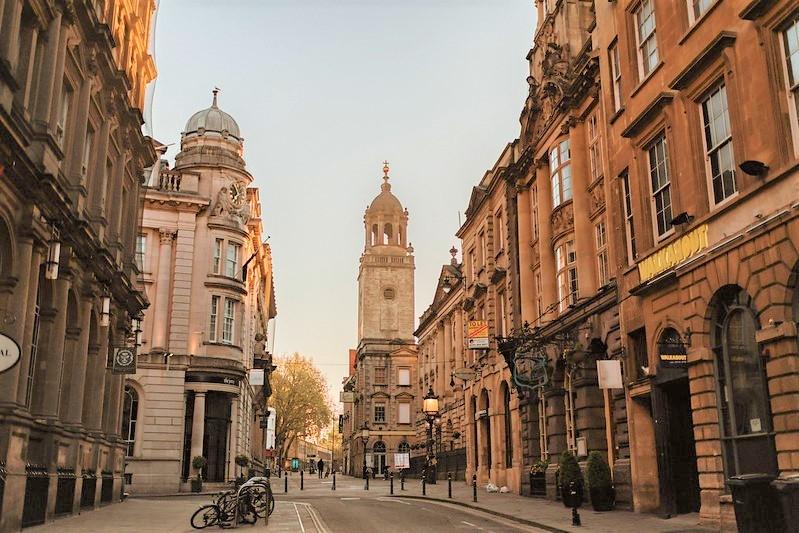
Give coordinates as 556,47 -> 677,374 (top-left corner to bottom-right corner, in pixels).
0,333 -> 21,374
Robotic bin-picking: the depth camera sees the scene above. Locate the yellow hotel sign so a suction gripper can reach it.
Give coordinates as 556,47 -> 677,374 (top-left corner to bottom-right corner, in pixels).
638,224 -> 709,282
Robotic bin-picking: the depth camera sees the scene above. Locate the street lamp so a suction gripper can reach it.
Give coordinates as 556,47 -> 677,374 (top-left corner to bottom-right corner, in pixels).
359,422 -> 370,479
423,387 -> 440,484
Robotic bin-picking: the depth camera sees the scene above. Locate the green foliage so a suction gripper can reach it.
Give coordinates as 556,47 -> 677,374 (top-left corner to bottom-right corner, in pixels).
531,459 -> 549,474
558,451 -> 582,486
192,456 -> 207,470
235,454 -> 250,468
586,451 -> 612,491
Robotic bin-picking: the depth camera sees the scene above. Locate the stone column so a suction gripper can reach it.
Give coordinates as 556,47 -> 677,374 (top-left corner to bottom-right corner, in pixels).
443,317 -> 452,399
15,245 -> 43,406
88,117 -> 111,216
229,396 -> 239,480
14,22 -> 39,112
57,327 -> 80,420
535,162 -> 557,321
32,10 -> 62,126
105,374 -> 123,437
83,328 -> 109,432
190,392 -> 207,467
0,236 -> 33,404
46,23 -> 69,129
436,323 -> 445,398
65,298 -> 93,425
0,0 -> 23,77
516,187 -> 536,324
32,274 -> 71,418
568,121 -> 597,297
151,229 -> 174,350
68,77 -> 92,182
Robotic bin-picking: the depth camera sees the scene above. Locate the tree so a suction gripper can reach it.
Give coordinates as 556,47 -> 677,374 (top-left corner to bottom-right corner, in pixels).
271,353 -> 332,465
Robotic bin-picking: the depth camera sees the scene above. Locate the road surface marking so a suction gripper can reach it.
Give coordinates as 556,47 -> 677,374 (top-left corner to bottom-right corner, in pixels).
340,497 -> 361,500
293,503 -> 306,533
461,520 -> 486,530
376,497 -> 411,504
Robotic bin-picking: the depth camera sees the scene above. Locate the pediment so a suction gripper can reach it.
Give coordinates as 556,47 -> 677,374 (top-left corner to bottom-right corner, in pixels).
465,186 -> 487,218
370,391 -> 390,399
394,392 -> 415,400
390,346 -> 418,358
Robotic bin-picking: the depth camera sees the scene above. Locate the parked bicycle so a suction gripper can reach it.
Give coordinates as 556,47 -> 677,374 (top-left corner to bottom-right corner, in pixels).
190,477 -> 275,529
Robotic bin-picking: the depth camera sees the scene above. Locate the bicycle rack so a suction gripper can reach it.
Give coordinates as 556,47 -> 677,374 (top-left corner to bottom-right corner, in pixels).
231,477 -> 270,528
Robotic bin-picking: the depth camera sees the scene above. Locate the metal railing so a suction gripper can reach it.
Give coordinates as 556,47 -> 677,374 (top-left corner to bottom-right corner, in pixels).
80,470 -> 97,508
21,464 -> 49,528
55,468 -> 77,515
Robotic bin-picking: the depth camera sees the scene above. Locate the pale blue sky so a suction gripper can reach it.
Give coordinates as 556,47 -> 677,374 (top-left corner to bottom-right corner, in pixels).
151,0 -> 536,403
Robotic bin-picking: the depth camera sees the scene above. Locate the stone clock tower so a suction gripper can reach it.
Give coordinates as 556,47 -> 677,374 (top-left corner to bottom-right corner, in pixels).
358,163 -> 415,344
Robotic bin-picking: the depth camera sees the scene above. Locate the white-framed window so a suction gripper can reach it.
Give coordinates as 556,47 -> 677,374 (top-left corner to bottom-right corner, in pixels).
549,139 -> 572,208
689,0 -> 714,22
122,385 -> 139,457
621,173 -> 637,264
56,82 -> 72,145
225,242 -> 240,278
398,367 -> 410,386
595,221 -> 610,287
701,84 -> 737,205
588,113 -> 601,181
82,127 -> 94,178
495,210 -> 504,254
374,403 -> 386,423
398,402 -> 411,424
609,41 -> 623,112
469,248 -> 477,281
222,298 -> 235,344
783,17 -> 799,147
530,186 -> 539,240
213,238 -> 223,274
479,231 -> 487,268
136,234 -> 146,271
535,271 -> 543,320
647,134 -> 673,238
635,0 -> 659,77
209,295 -> 220,342
556,240 -> 578,311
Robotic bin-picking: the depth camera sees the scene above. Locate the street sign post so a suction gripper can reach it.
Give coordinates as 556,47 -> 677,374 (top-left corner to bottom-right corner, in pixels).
111,347 -> 136,374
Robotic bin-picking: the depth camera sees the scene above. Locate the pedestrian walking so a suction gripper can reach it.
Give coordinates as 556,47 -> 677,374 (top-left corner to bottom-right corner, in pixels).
317,458 -> 324,478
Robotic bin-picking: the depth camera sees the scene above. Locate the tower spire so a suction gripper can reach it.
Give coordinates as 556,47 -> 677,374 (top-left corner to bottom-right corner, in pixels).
381,160 -> 390,191
212,87 -> 220,108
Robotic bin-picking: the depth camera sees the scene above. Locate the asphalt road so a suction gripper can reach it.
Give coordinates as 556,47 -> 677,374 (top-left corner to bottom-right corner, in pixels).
32,475 -> 545,532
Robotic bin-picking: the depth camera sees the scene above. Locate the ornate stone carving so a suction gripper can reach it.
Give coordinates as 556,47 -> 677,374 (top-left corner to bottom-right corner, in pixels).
550,202 -> 574,241
159,229 -> 175,244
588,178 -> 606,216
211,183 -> 251,224
541,42 -> 571,101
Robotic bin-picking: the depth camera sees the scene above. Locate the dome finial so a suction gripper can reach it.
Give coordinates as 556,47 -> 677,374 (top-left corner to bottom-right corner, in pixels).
212,87 -> 220,108
381,160 -> 391,191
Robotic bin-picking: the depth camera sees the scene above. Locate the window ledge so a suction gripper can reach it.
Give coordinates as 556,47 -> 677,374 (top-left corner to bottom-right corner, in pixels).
609,106 -> 626,125
630,61 -> 665,99
678,0 -> 723,45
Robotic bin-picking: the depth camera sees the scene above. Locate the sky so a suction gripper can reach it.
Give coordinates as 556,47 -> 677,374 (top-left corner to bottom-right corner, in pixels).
150,0 -> 536,406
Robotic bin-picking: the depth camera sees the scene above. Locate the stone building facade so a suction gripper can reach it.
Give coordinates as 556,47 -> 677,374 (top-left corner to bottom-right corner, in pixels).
124,92 -> 276,494
457,145 -> 525,493
0,0 -> 157,529
345,165 -> 418,477
590,0 -> 799,527
412,248 -> 468,480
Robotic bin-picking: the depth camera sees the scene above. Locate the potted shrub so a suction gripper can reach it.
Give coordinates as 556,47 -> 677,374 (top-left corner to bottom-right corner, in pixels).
235,454 -> 250,484
191,456 -> 207,493
529,459 -> 548,496
586,451 -> 615,511
558,451 -> 583,508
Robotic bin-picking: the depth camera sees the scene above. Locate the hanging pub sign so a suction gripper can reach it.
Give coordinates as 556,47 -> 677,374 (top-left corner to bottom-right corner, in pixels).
112,346 -> 137,374
0,332 -> 21,375
658,339 -> 688,368
467,320 -> 489,349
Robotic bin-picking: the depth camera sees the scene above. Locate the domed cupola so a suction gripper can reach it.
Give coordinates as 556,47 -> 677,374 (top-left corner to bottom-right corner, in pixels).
181,89 -> 242,144
364,162 -> 410,252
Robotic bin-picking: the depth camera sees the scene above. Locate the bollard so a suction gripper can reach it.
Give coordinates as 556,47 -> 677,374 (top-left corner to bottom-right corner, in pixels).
568,481 -> 582,526
300,469 -> 304,490
284,475 -> 288,493
448,472 -> 452,499
472,474 -> 477,502
390,472 -> 394,495
401,472 -> 405,491
365,474 -> 369,491
332,471 -> 336,491
422,476 -> 426,496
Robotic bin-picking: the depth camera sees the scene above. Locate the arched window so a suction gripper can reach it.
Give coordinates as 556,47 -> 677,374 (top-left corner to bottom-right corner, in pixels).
371,224 -> 379,246
122,384 -> 139,457
373,441 -> 386,453
711,286 -> 776,477
384,223 -> 393,245
503,384 -> 513,467
398,442 -> 410,454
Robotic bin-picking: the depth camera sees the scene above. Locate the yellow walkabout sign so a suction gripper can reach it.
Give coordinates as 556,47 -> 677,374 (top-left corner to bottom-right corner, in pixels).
467,320 -> 489,349
638,224 -> 709,282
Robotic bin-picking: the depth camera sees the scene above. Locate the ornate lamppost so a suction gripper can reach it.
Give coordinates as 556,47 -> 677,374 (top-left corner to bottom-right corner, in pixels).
359,422 -> 370,479
423,387 -> 440,484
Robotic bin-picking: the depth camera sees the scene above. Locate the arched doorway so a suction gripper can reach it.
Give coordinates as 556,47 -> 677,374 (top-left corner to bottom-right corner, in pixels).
373,441 -> 386,474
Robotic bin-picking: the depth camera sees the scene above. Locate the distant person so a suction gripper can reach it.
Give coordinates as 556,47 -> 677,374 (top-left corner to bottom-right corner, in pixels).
317,458 -> 324,478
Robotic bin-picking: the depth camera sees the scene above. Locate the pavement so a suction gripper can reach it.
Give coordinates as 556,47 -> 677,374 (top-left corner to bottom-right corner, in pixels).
28,474 -> 715,532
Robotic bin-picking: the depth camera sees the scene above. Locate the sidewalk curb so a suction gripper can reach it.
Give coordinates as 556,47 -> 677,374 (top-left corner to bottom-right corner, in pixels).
391,494 -> 569,533
127,492 -> 219,498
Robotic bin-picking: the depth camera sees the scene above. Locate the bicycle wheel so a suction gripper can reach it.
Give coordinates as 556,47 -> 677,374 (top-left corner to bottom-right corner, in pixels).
190,505 -> 220,529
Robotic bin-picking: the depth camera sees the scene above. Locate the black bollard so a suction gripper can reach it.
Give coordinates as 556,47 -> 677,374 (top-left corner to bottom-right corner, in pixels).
300,469 -> 304,490
390,472 -> 394,495
284,475 -> 288,493
448,472 -> 452,499
365,474 -> 369,491
332,471 -> 336,491
401,472 -> 405,491
568,481 -> 582,526
472,474 -> 477,502
422,476 -> 426,496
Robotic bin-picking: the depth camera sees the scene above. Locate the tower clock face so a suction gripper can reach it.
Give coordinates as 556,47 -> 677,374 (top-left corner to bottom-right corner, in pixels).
229,182 -> 244,206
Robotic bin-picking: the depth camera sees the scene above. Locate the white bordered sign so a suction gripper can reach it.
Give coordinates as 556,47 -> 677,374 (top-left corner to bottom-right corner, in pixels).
0,333 -> 21,375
